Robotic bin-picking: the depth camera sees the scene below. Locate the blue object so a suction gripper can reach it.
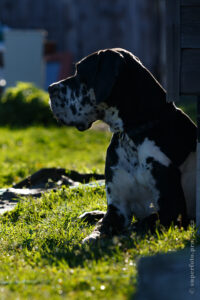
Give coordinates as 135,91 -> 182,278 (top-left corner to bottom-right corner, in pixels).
45,61 -> 60,90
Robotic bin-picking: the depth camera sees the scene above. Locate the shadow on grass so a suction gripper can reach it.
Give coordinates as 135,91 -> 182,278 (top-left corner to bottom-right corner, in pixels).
39,235 -> 134,268
28,222 -> 149,268
38,226 -> 197,268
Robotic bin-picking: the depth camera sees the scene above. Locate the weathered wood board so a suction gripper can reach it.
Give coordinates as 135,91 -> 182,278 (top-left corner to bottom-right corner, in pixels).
181,49 -> 200,95
181,0 -> 200,6
181,6 -> 200,48
197,99 -> 200,228
166,0 -> 200,227
166,0 -> 180,102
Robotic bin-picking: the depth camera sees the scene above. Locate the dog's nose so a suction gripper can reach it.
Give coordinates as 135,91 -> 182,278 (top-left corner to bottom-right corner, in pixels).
48,84 -> 57,95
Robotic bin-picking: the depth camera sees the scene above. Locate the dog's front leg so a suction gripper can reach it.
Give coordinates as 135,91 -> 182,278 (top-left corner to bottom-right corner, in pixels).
82,135 -> 132,243
82,203 -> 129,244
83,179 -> 132,244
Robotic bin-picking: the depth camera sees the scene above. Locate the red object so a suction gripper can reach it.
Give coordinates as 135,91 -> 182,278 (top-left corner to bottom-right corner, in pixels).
45,52 -> 73,80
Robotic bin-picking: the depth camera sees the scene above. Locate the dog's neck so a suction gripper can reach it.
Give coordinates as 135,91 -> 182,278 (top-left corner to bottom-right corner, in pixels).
98,104 -> 124,132
98,101 -> 175,135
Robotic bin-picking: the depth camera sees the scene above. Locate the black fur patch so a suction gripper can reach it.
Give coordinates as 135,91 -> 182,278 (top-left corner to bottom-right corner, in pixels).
70,104 -> 77,115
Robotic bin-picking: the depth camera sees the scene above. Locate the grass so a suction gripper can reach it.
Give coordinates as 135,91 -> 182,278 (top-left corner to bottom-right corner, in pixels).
0,98 -> 198,299
0,126 -> 110,187
178,96 -> 197,124
0,185 -> 196,299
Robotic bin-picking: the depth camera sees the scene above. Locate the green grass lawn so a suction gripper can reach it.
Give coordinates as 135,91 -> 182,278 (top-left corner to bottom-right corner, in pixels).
0,185 -> 195,299
0,126 -> 111,187
0,100 -> 198,299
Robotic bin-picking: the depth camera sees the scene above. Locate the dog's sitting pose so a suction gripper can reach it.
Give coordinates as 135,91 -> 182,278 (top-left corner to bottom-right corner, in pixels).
48,48 -> 197,242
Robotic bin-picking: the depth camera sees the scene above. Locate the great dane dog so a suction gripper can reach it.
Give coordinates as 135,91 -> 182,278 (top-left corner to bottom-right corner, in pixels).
48,48 -> 197,243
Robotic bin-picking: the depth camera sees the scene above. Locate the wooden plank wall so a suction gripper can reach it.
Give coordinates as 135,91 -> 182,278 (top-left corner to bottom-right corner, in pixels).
180,1 -> 200,227
0,0 -> 166,83
0,0 -> 66,51
166,0 -> 200,226
166,0 -> 200,99
181,6 -> 200,48
181,50 -> 200,94
166,0 -> 180,102
180,1 -> 200,95
197,98 -> 200,228
181,0 -> 200,5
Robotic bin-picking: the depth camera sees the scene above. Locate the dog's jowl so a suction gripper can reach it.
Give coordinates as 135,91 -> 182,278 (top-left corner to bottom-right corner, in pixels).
48,48 -> 197,243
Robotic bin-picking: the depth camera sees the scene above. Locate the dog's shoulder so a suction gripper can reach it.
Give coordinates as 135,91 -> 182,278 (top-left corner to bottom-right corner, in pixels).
140,104 -> 197,166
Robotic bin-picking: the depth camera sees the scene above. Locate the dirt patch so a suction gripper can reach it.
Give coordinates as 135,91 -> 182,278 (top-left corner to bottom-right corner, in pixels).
0,168 -> 105,214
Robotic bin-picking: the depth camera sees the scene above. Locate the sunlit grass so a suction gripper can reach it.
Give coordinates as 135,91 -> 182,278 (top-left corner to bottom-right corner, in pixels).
0,98 -> 198,299
0,185 -> 196,299
0,126 -> 111,187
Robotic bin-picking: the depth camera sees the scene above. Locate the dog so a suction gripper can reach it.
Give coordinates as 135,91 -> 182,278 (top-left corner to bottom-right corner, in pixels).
48,48 -> 197,243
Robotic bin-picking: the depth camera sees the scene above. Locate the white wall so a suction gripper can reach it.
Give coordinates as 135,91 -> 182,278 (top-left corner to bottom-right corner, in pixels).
4,30 -> 45,88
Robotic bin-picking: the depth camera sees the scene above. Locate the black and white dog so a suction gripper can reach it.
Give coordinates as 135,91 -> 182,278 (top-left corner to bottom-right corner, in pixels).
48,48 -> 197,242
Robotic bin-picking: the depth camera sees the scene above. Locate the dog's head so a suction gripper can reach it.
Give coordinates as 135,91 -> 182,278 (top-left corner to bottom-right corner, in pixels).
48,48 -> 166,131
48,49 -> 124,131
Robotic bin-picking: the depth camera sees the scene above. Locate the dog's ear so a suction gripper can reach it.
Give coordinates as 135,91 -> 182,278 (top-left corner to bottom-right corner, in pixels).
136,65 -> 167,119
116,49 -> 167,119
93,50 -> 124,103
76,49 -> 124,104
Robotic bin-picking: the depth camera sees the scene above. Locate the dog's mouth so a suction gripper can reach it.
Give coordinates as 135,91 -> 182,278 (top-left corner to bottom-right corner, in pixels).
76,122 -> 92,131
76,124 -> 86,131
49,98 -> 93,131
54,118 -> 92,131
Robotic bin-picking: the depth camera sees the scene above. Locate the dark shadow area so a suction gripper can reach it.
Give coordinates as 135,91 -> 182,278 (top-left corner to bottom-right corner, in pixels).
13,168 -> 105,189
40,234 -> 135,268
37,224 -> 198,269
0,168 -> 105,214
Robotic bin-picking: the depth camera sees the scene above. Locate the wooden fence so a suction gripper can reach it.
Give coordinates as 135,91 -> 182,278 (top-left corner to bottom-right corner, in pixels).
166,0 -> 200,226
0,0 -> 166,83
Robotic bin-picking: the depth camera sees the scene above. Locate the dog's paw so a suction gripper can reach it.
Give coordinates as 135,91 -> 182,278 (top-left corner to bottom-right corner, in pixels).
82,231 -> 101,244
78,210 -> 106,224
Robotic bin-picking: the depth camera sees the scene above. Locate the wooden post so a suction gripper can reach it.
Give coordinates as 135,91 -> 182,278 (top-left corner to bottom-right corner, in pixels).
197,96 -> 200,228
166,0 -> 200,229
166,0 -> 180,102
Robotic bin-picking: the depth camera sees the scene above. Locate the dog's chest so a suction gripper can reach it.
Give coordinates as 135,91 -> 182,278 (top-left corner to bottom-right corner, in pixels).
108,135 -> 161,219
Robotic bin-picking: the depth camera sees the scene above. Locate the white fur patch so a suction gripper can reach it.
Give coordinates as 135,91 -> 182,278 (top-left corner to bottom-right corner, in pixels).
138,138 -> 171,167
103,106 -> 124,132
106,135 -> 163,222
